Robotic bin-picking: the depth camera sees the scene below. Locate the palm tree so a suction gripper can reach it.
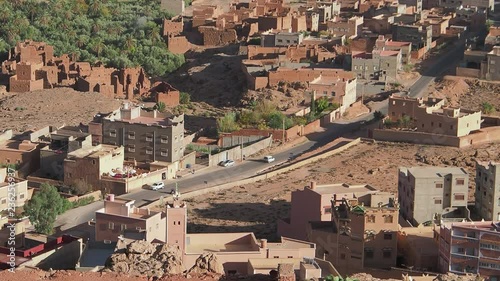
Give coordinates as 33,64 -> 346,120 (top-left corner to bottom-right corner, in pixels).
123,34 -> 136,52
88,0 -> 101,16
91,39 -> 106,57
148,26 -> 161,44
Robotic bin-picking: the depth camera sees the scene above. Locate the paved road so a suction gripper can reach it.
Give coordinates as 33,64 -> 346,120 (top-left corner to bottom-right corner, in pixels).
53,35 -> 469,231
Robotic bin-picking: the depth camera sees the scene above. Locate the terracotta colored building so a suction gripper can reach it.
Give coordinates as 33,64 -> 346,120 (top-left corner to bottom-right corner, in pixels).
63,145 -> 124,191
397,226 -> 439,272
436,221 -> 500,279
150,82 -> 181,107
278,182 -> 379,241
307,189 -> 399,274
388,94 -> 482,138
95,196 -> 320,275
0,130 -> 41,176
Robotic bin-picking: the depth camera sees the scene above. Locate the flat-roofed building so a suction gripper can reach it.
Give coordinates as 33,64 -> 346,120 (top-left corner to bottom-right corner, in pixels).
475,161 -> 500,221
399,166 -> 469,226
278,181 -> 379,241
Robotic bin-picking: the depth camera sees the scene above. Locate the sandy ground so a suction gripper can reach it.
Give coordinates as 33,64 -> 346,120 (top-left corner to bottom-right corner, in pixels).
0,88 -> 122,133
174,140 -> 500,241
425,76 -> 500,115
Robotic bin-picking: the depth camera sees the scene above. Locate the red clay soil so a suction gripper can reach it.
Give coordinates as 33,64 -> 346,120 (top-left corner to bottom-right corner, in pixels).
0,270 -> 221,281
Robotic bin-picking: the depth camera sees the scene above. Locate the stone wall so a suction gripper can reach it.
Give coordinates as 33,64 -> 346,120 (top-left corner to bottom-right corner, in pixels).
167,36 -> 190,54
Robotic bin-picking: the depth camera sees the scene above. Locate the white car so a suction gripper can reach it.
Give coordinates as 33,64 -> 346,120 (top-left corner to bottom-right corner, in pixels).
150,182 -> 165,191
264,156 -> 275,163
220,160 -> 235,167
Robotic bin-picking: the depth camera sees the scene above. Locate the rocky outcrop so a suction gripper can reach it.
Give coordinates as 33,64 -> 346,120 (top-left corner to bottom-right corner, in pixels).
105,241 -> 183,278
277,263 -> 295,281
186,252 -> 224,275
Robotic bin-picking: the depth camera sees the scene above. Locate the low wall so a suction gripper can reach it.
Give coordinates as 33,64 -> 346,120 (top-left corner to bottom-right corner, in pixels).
79,190 -> 101,201
302,119 -> 321,135
372,127 -> 500,148
456,67 -> 480,78
208,136 -> 273,166
372,129 -> 460,147
27,175 -> 63,188
142,138 -> 361,209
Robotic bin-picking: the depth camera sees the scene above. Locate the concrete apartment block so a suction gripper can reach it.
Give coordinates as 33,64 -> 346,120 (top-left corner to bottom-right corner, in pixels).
261,31 -> 304,47
351,49 -> 402,80
437,221 -> 500,278
392,24 -> 432,51
398,167 -> 469,226
63,145 -> 125,191
101,103 -> 185,164
475,161 -> 500,221
0,168 -> 28,211
326,16 -> 364,39
374,35 -> 412,64
278,182 -> 379,241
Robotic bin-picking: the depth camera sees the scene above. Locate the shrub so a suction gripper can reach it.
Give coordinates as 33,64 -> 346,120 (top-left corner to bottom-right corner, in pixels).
180,92 -> 190,104
374,110 -> 385,120
217,112 -> 240,133
481,102 -> 495,115
72,179 -> 92,196
155,101 -> 166,112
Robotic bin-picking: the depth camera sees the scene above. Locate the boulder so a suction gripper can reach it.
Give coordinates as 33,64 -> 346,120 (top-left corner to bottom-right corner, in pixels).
186,252 -> 224,275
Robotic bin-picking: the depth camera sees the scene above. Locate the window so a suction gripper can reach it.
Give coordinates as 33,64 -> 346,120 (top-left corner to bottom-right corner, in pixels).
435,199 -> 442,204
19,193 -> 25,199
161,137 -> 168,143
128,132 -> 135,139
384,233 -> 393,240
324,207 -> 332,214
146,148 -> 153,155
174,221 -> 176,225
367,215 -> 375,223
456,179 -> 465,185
121,224 -> 127,231
156,223 -> 159,229
274,256 -> 279,258
146,135 -> 153,142
450,125 -> 453,130
384,215 -> 393,223
228,270 -> 237,275
288,255 -> 293,258
431,122 -> 434,126
454,194 -> 465,201
323,91 -> 328,96
178,221 -> 180,225
161,150 -> 168,157
383,249 -> 392,258
354,66 -> 358,70
128,145 -> 135,152
0,198 -> 6,204
436,183 -> 443,188
439,123 -> 442,128
92,160 -> 96,165
331,92 -> 336,97
109,130 -> 116,137
108,222 -> 114,230
364,248 -> 374,259
457,247 -> 464,253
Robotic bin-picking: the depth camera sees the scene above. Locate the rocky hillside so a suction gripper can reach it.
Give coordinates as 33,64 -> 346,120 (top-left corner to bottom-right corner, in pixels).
104,240 -> 224,279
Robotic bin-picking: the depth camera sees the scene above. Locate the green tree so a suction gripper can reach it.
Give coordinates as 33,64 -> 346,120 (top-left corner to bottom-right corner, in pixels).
180,92 -> 191,104
218,112 -> 240,133
398,115 -> 412,128
23,183 -> 71,235
267,111 -> 293,129
315,97 -> 329,114
481,102 -> 495,115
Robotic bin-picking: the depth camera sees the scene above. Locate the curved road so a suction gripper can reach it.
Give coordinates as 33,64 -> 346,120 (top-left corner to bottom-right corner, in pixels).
54,34 -> 469,231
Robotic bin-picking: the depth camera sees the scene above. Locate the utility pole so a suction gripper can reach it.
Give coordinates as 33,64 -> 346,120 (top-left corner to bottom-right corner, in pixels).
282,116 -> 285,144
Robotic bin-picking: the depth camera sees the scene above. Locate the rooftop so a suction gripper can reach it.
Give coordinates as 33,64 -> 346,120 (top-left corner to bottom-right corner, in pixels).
401,166 -> 468,178
67,144 -> 121,159
267,237 -> 315,249
385,40 -> 411,47
0,139 -> 38,152
310,75 -> 349,85
185,233 -> 259,254
309,183 -> 378,196
248,258 -> 302,270
441,221 -> 500,233
373,50 -> 400,56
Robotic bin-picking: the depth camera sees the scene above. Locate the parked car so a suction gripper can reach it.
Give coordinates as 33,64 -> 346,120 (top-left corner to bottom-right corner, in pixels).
263,156 -> 275,163
219,160 -> 235,167
150,182 -> 165,191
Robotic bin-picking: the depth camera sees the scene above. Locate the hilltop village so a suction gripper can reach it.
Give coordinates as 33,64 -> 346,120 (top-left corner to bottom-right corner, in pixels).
0,0 -> 499,281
